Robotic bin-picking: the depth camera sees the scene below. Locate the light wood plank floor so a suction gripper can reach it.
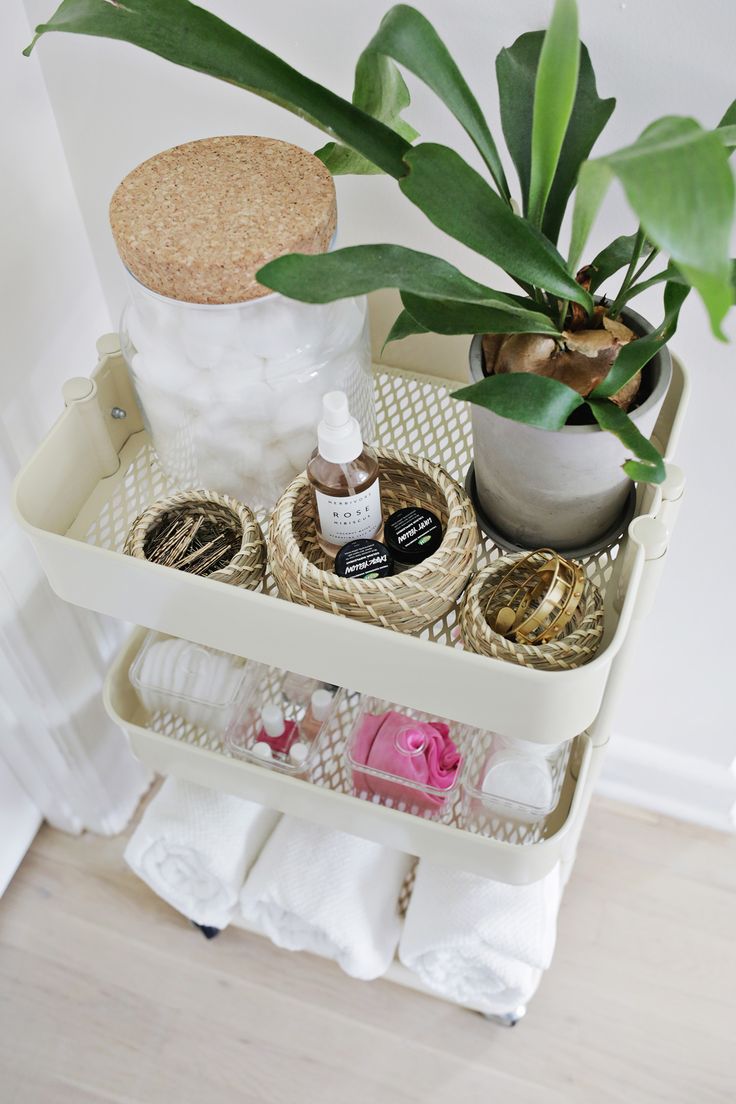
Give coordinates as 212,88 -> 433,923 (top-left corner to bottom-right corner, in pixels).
1,796 -> 734,1104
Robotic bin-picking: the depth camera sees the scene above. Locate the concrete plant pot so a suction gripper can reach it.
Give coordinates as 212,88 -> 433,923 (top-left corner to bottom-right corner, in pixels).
467,304 -> 672,552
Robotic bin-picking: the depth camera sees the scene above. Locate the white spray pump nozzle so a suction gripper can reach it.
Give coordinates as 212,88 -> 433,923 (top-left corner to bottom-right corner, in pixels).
317,390 -> 362,464
322,391 -> 350,427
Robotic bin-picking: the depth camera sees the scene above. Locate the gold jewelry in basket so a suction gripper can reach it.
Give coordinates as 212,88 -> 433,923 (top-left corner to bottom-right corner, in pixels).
484,549 -> 586,645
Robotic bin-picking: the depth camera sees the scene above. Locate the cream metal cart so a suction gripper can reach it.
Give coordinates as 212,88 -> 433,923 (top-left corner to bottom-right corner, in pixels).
12,333 -> 688,1025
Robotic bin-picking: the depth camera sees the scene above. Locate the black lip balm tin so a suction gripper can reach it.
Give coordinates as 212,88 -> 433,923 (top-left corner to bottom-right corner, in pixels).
334,539 -> 394,580
384,507 -> 443,566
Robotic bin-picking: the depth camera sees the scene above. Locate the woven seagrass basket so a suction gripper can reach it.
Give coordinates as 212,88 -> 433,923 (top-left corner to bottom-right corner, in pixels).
124,489 -> 266,589
269,448 -> 478,632
460,552 -> 604,670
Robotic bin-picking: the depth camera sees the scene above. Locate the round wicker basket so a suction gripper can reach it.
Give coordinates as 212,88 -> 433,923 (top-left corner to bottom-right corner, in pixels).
460,552 -> 604,670
124,489 -> 266,589
269,449 -> 478,632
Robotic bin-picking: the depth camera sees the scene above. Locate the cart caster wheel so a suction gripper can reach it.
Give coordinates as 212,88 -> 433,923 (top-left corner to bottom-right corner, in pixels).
483,1005 -> 527,1027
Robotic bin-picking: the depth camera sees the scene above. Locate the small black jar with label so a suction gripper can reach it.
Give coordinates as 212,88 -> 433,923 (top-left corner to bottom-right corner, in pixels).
384,507 -> 443,568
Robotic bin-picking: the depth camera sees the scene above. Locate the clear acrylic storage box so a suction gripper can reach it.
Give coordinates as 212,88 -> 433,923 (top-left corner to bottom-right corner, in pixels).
343,695 -> 469,821
129,631 -> 250,733
461,732 -> 572,827
227,663 -> 341,776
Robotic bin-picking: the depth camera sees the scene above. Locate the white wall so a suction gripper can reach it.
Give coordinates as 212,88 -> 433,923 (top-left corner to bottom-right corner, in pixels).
0,3 -> 111,883
21,0 -> 736,828
3,3 -> 111,460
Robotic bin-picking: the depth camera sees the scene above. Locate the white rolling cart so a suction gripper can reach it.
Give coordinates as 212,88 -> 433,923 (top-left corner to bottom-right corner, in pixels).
12,333 -> 688,1025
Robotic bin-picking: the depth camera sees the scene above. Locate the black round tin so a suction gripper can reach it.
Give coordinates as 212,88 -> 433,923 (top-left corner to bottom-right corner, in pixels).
334,539 -> 394,580
384,507 -> 443,566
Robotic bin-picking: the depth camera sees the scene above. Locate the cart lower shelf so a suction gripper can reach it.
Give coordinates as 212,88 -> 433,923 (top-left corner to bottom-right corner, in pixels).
106,626 -> 601,885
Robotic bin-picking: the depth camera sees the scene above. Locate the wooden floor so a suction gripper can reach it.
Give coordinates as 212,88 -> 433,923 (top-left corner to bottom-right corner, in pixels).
1,797 -> 734,1104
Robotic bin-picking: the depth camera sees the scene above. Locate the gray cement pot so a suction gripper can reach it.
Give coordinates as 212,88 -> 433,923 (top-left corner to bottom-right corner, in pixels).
468,305 -> 672,551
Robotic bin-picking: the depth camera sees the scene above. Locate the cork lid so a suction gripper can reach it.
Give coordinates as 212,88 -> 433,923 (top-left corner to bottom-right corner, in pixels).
109,136 -> 337,304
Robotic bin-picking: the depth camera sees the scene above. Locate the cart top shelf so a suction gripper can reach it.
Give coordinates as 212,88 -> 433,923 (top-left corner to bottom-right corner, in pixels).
13,336 -> 688,742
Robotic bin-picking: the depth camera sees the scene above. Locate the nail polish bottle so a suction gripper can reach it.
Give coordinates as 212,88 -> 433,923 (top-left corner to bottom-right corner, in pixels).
307,391 -> 383,557
300,688 -> 334,742
258,703 -> 299,755
288,742 -> 310,768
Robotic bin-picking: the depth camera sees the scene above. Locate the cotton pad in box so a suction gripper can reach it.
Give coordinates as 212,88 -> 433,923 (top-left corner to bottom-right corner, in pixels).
129,631 -> 250,733
461,733 -> 572,826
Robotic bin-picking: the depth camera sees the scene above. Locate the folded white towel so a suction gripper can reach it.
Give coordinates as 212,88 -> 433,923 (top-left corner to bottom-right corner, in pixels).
399,862 -> 562,1013
125,777 -> 279,928
240,817 -> 412,980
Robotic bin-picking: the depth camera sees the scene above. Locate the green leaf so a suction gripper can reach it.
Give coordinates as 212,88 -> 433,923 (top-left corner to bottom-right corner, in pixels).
717,100 -> 736,155
399,143 -> 593,310
624,258 -> 736,302
593,281 -> 690,399
317,52 -> 418,175
568,158 -> 613,272
718,99 -> 736,128
383,309 -> 428,347
400,292 -> 560,336
452,372 -> 583,430
257,243 -> 531,306
716,124 -> 736,155
588,233 -> 641,292
497,30 -> 614,242
320,5 -> 509,196
527,0 -> 580,229
601,117 -> 735,337
586,397 -> 666,483
24,0 -> 411,178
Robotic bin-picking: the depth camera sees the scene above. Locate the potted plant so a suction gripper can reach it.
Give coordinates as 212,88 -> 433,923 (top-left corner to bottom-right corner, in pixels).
25,0 -> 735,550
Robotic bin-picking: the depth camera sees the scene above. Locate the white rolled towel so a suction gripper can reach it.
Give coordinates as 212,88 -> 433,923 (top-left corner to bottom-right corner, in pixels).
399,862 -> 562,1013
240,817 -> 413,980
125,777 -> 279,929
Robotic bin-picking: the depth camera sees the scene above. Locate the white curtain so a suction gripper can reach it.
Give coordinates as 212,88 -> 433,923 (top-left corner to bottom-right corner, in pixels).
1,6 -> 151,838
0,543 -> 151,835
1,460 -> 150,836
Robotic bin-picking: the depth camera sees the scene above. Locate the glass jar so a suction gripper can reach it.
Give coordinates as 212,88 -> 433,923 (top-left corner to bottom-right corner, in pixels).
119,276 -> 373,508
111,134 -> 375,509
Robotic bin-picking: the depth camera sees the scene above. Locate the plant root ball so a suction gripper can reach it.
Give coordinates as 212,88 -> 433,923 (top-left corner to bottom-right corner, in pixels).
488,314 -> 640,410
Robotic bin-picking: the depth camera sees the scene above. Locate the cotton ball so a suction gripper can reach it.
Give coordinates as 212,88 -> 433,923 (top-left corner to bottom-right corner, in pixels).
134,376 -> 191,438
210,352 -> 267,400
181,305 -> 240,348
164,315 -> 225,372
282,431 -> 315,473
134,379 -> 197,484
234,437 -> 265,478
193,450 -> 236,498
260,443 -> 297,492
286,299 -> 335,351
262,348 -> 324,384
196,452 -> 242,498
237,295 -> 332,360
181,375 -> 215,414
145,343 -> 204,393
321,297 -> 368,353
272,386 -> 323,437
235,296 -> 293,359
239,380 -> 280,427
194,404 -> 244,452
